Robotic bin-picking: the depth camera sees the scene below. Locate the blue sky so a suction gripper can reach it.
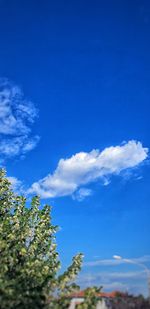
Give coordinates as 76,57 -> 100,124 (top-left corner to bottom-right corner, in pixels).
0,0 -> 150,296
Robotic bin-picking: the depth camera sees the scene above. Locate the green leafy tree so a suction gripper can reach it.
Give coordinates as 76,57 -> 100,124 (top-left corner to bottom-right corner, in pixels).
0,169 -> 83,309
76,286 -> 103,309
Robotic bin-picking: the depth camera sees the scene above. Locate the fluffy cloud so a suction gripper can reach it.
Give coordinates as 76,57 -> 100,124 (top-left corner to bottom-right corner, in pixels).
29,140 -> 148,199
0,78 -> 39,162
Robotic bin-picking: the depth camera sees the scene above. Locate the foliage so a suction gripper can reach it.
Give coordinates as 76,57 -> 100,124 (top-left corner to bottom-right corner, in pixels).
0,169 -> 83,309
109,293 -> 150,309
76,290 -> 150,309
76,286 -> 103,309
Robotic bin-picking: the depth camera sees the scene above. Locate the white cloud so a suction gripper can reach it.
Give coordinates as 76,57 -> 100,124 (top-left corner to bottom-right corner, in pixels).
77,270 -> 145,283
102,270 -> 145,280
77,270 -> 148,295
100,281 -> 128,291
0,78 -> 39,161
29,140 -> 148,199
72,188 -> 93,201
84,255 -> 150,267
84,259 -> 122,267
135,255 -> 150,263
0,136 -> 40,158
7,176 -> 24,194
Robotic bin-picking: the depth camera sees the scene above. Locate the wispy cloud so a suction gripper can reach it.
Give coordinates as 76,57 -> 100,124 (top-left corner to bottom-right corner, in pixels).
77,269 -> 148,295
72,188 -> 93,201
77,273 -> 127,290
84,255 -> 150,267
28,140 -> 148,199
77,270 -> 145,284
7,176 -> 24,194
0,78 -> 40,162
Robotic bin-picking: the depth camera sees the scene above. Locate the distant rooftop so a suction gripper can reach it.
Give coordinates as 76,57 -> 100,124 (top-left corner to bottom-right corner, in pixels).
69,290 -> 125,299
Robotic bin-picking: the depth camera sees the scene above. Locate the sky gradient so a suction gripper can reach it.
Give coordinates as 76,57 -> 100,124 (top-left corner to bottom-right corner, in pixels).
0,0 -> 150,296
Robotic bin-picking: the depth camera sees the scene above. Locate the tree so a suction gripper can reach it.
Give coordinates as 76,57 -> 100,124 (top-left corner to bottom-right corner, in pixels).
0,169 -> 83,309
76,287 -> 103,309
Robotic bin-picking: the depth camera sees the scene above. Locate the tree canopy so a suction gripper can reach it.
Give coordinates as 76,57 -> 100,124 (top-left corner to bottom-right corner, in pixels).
0,169 -> 83,308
